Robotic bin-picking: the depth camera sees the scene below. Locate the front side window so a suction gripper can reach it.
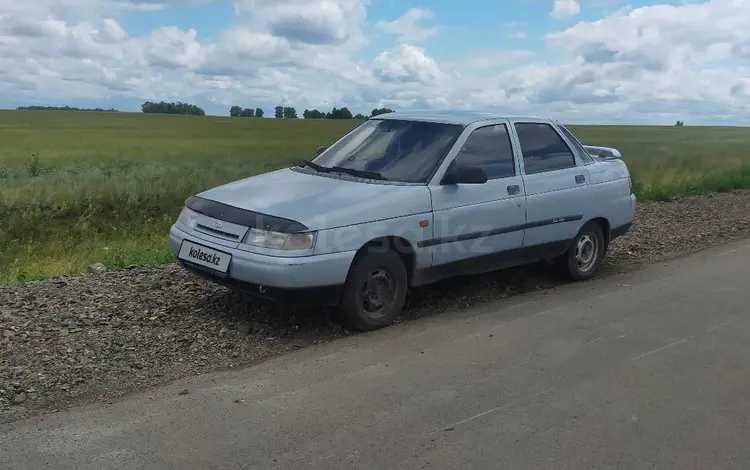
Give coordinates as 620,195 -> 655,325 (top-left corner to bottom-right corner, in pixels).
453,124 -> 516,179
514,122 -> 577,174
310,119 -> 463,183
556,124 -> 594,165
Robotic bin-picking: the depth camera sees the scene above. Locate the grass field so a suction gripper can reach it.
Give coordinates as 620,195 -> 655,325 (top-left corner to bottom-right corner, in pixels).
1,109 -> 750,283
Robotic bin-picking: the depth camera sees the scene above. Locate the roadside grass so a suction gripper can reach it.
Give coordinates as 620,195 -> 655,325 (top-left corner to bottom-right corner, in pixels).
2,110 -> 750,282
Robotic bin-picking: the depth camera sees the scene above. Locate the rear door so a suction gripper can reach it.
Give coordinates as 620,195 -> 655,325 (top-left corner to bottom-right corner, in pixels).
428,120 -> 527,266
511,120 -> 592,249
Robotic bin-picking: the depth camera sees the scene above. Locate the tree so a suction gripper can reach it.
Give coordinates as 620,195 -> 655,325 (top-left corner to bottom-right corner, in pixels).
303,109 -> 326,119
354,113 -> 366,120
141,101 -> 205,116
231,106 -> 257,117
326,106 -> 354,119
371,107 -> 394,117
274,106 -> 284,118
255,108 -> 264,118
339,107 -> 353,119
17,105 -> 118,112
675,120 -> 684,126
283,106 -> 298,119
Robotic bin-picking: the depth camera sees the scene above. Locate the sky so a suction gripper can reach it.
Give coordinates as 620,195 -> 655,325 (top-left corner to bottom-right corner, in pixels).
1,0 -> 749,124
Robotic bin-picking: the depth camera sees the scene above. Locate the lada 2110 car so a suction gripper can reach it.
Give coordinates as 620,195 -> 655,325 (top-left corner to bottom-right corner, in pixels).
170,111 -> 635,331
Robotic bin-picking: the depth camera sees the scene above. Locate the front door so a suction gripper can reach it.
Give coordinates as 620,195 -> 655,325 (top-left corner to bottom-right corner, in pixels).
429,122 -> 527,267
511,121 -> 592,248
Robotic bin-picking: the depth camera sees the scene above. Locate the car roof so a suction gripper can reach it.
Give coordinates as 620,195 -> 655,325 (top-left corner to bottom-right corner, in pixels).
371,110 -> 554,126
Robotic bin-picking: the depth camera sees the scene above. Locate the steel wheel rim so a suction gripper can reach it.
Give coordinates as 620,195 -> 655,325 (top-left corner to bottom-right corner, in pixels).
575,232 -> 598,272
359,267 -> 397,319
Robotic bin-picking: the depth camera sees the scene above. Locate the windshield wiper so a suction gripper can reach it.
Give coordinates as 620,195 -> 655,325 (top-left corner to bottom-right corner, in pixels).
299,159 -> 387,181
298,159 -> 331,173
329,166 -> 388,181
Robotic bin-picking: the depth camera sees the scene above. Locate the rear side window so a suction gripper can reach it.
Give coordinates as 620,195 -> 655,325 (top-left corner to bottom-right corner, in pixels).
514,122 -> 577,174
557,124 -> 594,165
453,124 -> 516,179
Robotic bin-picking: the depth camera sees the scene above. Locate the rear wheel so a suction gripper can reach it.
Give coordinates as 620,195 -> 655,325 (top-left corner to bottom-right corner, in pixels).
339,248 -> 408,331
557,221 -> 605,281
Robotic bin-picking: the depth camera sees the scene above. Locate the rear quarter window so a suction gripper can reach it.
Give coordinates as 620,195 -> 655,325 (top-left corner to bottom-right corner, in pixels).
556,124 -> 594,165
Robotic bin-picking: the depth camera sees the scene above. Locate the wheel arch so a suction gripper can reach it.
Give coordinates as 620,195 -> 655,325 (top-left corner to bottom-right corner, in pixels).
350,236 -> 416,283
583,216 -> 611,253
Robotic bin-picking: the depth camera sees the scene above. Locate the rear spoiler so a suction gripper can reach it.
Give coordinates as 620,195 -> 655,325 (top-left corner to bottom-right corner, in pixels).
583,145 -> 622,159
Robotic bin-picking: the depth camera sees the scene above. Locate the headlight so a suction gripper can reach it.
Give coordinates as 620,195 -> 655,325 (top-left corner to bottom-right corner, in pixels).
242,228 -> 316,251
177,206 -> 199,229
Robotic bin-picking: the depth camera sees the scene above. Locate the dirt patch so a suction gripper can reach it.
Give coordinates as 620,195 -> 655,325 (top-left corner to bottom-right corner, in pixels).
2,190 -> 749,423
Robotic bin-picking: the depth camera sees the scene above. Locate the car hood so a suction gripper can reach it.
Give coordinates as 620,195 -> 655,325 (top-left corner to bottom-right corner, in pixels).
196,167 -> 432,231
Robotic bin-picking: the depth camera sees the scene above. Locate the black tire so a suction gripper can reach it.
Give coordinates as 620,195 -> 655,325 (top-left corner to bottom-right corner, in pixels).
557,221 -> 605,281
339,248 -> 408,332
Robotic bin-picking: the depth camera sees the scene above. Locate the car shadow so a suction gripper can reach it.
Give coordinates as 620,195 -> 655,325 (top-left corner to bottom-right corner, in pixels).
402,262 -> 562,321
189,284 -> 349,340
190,261 -> 566,336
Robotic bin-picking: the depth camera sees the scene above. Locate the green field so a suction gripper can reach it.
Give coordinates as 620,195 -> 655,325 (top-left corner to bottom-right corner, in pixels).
1,109 -> 750,283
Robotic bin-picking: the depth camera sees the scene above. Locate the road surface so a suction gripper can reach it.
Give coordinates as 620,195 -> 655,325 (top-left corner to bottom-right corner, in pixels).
2,240 -> 750,470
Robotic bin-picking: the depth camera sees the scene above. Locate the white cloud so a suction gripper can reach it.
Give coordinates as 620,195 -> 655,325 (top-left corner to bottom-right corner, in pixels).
375,8 -> 439,42
0,0 -> 164,23
527,0 -> 750,121
551,0 -> 581,18
234,0 -> 368,47
98,18 -> 127,43
198,30 -> 290,75
1,0 -> 750,124
373,44 -> 445,84
447,49 -> 534,71
144,27 -> 204,69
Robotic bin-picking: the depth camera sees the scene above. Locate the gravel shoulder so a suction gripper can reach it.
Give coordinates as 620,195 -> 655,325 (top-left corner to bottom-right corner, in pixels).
2,190 -> 750,424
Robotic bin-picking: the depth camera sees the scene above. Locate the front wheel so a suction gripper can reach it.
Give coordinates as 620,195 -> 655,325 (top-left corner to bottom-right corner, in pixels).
338,249 -> 408,332
557,221 -> 605,281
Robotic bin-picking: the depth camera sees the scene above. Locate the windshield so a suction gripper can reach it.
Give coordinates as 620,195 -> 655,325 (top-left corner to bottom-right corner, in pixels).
309,119 -> 464,183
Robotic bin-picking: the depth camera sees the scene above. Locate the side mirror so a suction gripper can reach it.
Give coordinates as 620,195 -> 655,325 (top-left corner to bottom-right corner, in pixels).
316,145 -> 328,155
441,164 -> 488,185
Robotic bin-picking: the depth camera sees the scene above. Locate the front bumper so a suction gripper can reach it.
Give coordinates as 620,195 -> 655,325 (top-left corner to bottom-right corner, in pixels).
169,224 -> 356,302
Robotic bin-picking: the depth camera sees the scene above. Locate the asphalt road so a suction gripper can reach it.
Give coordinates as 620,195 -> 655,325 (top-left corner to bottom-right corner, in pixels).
2,240 -> 750,470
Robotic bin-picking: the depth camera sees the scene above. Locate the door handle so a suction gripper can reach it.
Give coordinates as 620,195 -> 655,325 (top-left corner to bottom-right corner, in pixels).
575,174 -> 586,184
507,184 -> 520,195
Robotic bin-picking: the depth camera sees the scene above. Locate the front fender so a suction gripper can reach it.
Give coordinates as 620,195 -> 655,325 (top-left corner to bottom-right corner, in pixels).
313,213 -> 434,270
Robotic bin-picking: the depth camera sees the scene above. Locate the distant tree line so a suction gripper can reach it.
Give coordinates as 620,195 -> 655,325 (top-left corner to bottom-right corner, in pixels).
229,106 -> 265,118
16,105 -> 119,112
17,102 -> 395,120
141,101 -> 205,116
246,105 -> 393,120
302,106 -> 394,120
302,107 -> 356,120
370,108 -> 394,117
229,105 -> 393,120
274,106 -> 299,119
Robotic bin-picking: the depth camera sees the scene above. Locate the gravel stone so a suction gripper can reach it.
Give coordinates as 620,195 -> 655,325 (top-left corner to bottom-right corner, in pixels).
86,263 -> 107,274
1,190 -> 749,423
